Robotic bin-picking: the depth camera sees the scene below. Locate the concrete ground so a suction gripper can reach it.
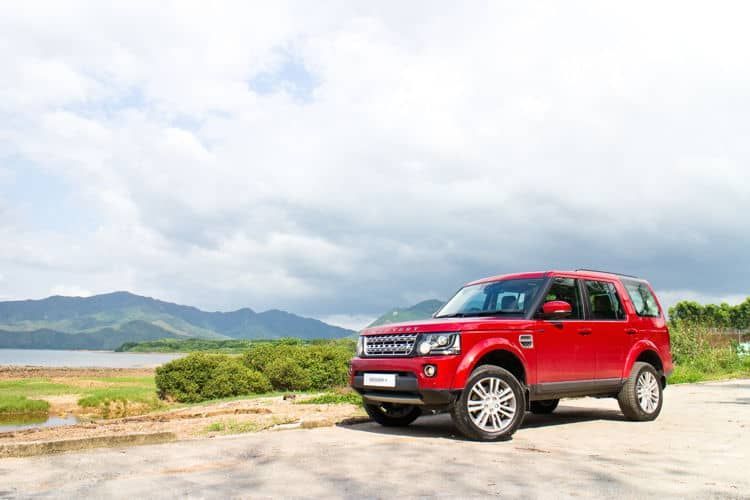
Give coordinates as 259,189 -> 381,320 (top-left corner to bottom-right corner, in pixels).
0,379 -> 747,499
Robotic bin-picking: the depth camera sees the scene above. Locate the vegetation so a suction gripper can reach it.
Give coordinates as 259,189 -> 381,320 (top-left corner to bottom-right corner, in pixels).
118,338 -> 266,353
299,390 -> 362,405
155,353 -> 272,403
667,319 -> 750,384
0,375 -> 160,418
77,383 -> 164,418
0,395 -> 50,415
155,339 -> 354,402
669,298 -> 750,330
203,416 -> 298,435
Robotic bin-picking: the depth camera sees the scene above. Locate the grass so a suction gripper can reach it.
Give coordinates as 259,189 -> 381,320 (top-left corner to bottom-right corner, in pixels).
0,395 -> 50,415
669,356 -> 750,384
203,416 -> 298,435
0,375 -> 162,418
0,379 -> 77,398
298,391 -> 362,405
77,378 -> 163,417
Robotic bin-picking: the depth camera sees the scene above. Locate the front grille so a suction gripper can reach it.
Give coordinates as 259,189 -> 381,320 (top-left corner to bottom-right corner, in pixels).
364,333 -> 418,357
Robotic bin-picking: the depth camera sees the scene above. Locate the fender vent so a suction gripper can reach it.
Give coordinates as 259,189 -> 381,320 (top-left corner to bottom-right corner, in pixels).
519,334 -> 534,349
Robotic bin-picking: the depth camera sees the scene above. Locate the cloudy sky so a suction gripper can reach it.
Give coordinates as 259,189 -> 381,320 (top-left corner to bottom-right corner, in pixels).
1,1 -> 749,329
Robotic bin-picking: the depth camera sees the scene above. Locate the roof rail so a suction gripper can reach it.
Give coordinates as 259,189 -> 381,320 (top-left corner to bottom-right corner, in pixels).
575,269 -> 641,279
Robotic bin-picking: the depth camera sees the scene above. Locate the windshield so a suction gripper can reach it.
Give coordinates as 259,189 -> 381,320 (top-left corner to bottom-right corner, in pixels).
435,278 -> 545,318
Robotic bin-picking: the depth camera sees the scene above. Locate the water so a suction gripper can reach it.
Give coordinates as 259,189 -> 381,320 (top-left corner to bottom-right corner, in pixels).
0,349 -> 183,368
0,414 -> 80,433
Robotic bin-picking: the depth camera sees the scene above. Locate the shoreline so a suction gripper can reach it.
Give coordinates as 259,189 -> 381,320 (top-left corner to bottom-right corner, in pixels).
0,366 -> 156,380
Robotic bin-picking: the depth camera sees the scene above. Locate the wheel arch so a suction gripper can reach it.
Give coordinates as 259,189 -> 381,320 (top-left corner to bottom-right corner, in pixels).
624,341 -> 666,387
452,339 -> 529,390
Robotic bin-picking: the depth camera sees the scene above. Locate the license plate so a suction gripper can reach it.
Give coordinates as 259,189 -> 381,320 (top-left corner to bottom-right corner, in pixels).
363,373 -> 396,388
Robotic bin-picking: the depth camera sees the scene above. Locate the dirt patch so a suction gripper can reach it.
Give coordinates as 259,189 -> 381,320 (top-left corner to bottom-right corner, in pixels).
0,395 -> 366,445
43,395 -> 82,416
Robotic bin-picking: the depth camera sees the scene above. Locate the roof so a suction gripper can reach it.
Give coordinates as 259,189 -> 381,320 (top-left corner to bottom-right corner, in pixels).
465,269 -> 644,286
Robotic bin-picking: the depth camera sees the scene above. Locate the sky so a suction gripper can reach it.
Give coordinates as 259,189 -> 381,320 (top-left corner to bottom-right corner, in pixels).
1,1 -> 749,330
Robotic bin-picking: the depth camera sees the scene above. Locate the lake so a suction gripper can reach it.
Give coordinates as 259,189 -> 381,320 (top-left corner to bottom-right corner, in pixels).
0,349 -> 183,368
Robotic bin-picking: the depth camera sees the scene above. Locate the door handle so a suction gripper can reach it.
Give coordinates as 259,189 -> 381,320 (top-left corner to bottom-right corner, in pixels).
626,329 -> 638,335
577,328 -> 592,336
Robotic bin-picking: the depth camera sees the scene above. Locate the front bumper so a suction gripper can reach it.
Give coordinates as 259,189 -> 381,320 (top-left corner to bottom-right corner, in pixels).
349,355 -> 461,407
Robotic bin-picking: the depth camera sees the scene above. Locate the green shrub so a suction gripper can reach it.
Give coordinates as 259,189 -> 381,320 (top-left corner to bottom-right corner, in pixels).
265,358 -> 312,391
667,320 -> 749,383
156,353 -> 271,403
242,339 -> 354,392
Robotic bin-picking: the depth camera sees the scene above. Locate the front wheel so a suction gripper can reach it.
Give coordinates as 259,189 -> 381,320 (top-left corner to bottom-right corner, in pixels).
617,362 -> 663,421
364,402 -> 421,427
450,365 -> 525,441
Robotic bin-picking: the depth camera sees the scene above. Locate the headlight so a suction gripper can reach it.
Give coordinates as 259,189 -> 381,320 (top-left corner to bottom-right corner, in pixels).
417,332 -> 460,356
356,336 -> 364,357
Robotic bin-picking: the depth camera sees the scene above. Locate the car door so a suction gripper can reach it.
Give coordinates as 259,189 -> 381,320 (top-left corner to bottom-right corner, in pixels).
535,277 -> 598,383
582,279 -> 629,380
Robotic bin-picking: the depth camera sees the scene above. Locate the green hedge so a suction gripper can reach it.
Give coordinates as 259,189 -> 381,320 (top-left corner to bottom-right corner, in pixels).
155,339 -> 355,402
156,353 -> 272,403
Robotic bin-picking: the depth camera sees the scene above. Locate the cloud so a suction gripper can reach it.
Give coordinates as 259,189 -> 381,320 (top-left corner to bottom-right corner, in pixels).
0,1 -> 749,317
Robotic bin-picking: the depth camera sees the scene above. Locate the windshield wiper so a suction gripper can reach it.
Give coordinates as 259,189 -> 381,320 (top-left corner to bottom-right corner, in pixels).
435,310 -> 519,319
470,310 -> 520,317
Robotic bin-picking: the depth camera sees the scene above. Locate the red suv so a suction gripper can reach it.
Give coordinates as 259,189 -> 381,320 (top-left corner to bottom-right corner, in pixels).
350,270 -> 673,441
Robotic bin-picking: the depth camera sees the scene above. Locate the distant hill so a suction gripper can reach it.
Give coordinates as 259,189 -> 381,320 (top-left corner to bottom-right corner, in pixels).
0,292 -> 354,350
368,299 -> 444,327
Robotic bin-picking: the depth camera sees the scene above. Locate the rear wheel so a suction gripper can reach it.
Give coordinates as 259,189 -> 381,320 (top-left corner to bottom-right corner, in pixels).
364,402 -> 421,427
530,399 -> 559,414
450,365 -> 525,441
617,362 -> 663,421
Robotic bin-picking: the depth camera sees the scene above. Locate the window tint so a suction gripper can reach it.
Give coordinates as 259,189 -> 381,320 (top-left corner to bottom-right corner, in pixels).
585,280 -> 625,320
623,281 -> 660,317
543,277 -> 583,320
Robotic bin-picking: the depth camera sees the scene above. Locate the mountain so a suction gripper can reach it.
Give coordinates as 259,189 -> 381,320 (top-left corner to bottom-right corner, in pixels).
0,291 -> 354,350
368,299 -> 444,327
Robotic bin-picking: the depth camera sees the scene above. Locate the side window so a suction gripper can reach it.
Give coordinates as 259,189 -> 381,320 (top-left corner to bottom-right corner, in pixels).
543,277 -> 583,320
585,280 -> 625,320
623,281 -> 660,317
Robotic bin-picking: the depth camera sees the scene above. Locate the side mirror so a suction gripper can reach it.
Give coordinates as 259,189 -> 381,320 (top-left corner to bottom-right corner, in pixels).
541,300 -> 572,319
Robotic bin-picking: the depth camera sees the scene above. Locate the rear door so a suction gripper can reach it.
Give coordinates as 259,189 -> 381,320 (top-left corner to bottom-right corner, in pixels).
581,279 -> 629,380
535,277 -> 598,383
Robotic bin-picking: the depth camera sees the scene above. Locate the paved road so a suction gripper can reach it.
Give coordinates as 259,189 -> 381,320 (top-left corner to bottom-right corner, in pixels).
1,380 -> 748,499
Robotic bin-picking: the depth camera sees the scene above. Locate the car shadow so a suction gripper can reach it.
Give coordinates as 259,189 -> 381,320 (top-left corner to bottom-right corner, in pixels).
340,404 -> 627,441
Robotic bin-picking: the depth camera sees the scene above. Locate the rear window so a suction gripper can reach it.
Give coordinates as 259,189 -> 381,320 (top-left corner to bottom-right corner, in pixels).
623,280 -> 660,317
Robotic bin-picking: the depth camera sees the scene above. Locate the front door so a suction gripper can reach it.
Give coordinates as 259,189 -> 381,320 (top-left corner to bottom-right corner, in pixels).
535,277 -> 598,383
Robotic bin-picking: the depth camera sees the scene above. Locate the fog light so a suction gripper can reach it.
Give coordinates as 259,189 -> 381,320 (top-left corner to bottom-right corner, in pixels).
424,364 -> 437,377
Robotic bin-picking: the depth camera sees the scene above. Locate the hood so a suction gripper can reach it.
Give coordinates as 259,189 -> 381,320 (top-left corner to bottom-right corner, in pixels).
360,316 -> 535,335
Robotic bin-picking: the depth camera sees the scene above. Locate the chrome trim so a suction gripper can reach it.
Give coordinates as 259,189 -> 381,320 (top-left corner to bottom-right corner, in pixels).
363,333 -> 418,357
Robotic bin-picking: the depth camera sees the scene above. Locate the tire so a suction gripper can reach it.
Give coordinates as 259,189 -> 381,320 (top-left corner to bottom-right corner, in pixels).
450,365 -> 526,441
364,402 -> 421,427
530,399 -> 559,414
617,361 -> 663,421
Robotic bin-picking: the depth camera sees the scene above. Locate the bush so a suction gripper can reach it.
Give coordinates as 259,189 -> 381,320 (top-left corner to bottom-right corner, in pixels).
265,358 -> 313,391
156,353 -> 271,403
242,339 -> 354,392
667,320 -> 748,383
